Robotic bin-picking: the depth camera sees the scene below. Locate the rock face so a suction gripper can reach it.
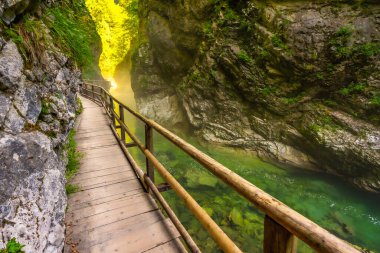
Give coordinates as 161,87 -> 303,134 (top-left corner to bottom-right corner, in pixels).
0,0 -> 32,24
0,2 -> 83,252
131,0 -> 380,193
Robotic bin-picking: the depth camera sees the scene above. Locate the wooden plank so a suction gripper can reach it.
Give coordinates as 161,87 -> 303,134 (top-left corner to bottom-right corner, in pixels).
75,129 -> 114,139
66,193 -> 155,222
74,176 -> 137,191
71,167 -> 133,181
67,211 -> 165,252
68,180 -> 143,205
80,157 -> 130,173
145,239 -> 187,253
77,138 -> 118,150
89,219 -> 181,253
80,145 -> 124,159
65,96 -> 185,253
264,215 -> 297,253
67,191 -> 145,212
66,197 -> 158,235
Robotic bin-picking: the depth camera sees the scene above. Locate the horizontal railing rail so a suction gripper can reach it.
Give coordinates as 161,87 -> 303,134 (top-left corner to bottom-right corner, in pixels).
80,82 -> 361,253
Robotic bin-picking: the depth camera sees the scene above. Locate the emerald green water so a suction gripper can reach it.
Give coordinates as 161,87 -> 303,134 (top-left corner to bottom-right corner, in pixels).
127,128 -> 380,252
110,80 -> 380,253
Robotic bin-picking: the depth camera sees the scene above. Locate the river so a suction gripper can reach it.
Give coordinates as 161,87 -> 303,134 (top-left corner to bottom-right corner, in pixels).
110,72 -> 380,252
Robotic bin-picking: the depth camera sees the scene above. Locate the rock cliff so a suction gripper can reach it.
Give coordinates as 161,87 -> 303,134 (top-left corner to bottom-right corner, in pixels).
0,0 -> 99,252
131,0 -> 380,193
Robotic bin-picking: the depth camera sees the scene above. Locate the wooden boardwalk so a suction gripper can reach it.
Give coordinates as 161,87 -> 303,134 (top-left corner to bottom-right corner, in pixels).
64,97 -> 186,253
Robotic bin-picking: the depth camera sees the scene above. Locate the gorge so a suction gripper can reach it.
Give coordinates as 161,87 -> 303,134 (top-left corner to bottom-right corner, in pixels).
0,0 -> 379,252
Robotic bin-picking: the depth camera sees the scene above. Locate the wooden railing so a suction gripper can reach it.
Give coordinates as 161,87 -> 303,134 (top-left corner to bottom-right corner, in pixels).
80,82 -> 361,253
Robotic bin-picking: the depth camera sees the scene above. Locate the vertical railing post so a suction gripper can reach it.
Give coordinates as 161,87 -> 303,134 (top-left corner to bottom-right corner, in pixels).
119,104 -> 125,142
264,215 -> 297,253
145,124 -> 154,183
91,85 -> 95,100
109,96 -> 116,127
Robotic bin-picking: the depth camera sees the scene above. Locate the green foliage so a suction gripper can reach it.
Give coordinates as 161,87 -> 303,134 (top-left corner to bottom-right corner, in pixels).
43,1 -> 99,78
189,70 -> 202,82
309,114 -> 341,134
281,96 -> 302,104
75,97 -> 83,116
39,100 -> 50,120
65,184 -> 80,195
355,42 -> 380,58
339,82 -> 366,96
323,99 -> 338,107
315,72 -> 325,80
223,8 -> 239,21
260,86 -> 276,96
336,25 -> 354,37
308,123 -> 322,134
271,35 -> 286,49
238,50 -> 252,64
0,238 -> 25,253
370,94 -> 380,106
2,25 -> 28,60
65,130 -> 83,180
329,25 -> 354,59
203,21 -> 213,38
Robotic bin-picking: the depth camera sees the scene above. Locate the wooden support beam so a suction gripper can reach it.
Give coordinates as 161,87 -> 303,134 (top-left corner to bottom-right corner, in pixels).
157,182 -> 171,192
119,104 -> 125,142
264,215 -> 297,253
145,124 -> 154,184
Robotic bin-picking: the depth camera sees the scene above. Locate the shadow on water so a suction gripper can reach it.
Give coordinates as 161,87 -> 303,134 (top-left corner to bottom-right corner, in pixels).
109,69 -> 380,253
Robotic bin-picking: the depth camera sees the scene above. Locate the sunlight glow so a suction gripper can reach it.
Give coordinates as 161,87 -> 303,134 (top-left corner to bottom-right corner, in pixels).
84,0 -> 137,79
110,78 -> 118,88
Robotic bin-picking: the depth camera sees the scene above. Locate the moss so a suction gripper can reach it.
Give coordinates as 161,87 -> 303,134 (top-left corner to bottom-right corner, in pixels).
339,82 -> 366,96
238,50 -> 252,64
370,94 -> 380,107
355,42 -> 380,58
281,94 -> 303,104
75,97 -> 83,116
260,86 -> 276,96
189,70 -> 203,82
39,100 -> 50,119
203,21 -> 213,38
315,72 -> 325,80
223,8 -> 239,21
329,25 -> 354,59
323,99 -> 338,107
271,35 -> 286,49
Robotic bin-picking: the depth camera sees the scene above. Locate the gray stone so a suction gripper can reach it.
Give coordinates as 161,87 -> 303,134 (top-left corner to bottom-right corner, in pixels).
4,106 -> 25,133
0,92 -> 11,126
0,41 -> 23,91
0,132 -> 66,253
0,0 -> 31,24
14,81 -> 41,124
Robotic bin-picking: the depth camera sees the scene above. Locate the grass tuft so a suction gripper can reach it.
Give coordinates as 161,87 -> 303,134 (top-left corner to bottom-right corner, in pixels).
65,130 -> 83,181
66,183 -> 80,196
0,238 -> 25,253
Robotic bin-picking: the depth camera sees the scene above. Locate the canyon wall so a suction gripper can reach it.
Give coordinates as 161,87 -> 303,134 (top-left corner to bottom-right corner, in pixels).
0,0 -> 99,252
131,0 -> 380,193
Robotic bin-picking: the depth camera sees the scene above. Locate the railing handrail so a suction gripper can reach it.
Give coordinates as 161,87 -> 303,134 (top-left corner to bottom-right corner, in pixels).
80,82 -> 361,253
